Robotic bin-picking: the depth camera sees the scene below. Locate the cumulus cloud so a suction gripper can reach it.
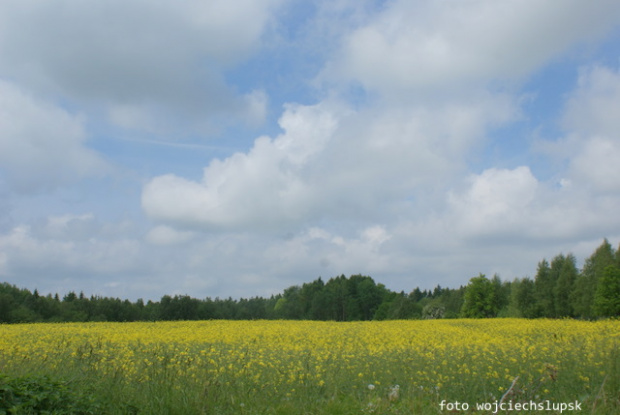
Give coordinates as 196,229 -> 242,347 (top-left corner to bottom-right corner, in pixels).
142,91 -> 519,232
37,214 -> 97,241
562,65 -> 620,137
142,102 -> 341,230
535,64 -> 620,194
567,137 -> 620,194
323,0 -> 620,95
448,166 -> 539,238
446,166 -> 620,245
0,0 -> 282,135
146,225 -> 195,246
0,80 -> 108,192
0,220 -> 140,276
557,65 -> 620,194
2,1 -> 620,301
435,62 -> 620,247
0,214 -> 163,297
250,224 -> 395,286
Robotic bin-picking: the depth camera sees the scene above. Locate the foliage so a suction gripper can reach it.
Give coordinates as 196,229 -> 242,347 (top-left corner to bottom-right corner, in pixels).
2,239 -> 620,322
510,277 -> 537,318
0,319 -> 618,414
0,374 -> 104,414
572,239 -> 617,319
553,254 -> 578,317
460,274 -> 498,318
593,266 -> 620,317
535,259 -> 555,317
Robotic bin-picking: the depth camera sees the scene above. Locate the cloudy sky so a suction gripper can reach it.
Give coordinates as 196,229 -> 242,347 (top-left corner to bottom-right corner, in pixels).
2,0 -> 620,301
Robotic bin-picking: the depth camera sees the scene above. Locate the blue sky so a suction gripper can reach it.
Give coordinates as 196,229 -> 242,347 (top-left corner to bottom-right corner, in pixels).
1,0 -> 620,300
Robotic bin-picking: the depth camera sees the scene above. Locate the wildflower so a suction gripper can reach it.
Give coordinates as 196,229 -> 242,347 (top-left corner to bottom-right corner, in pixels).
367,384 -> 375,390
388,385 -> 400,401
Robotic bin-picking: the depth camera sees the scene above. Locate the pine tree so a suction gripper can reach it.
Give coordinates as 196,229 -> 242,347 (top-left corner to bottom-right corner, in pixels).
554,254 -> 578,317
513,277 -> 538,318
572,239 -> 615,318
593,266 -> 620,317
534,259 -> 555,317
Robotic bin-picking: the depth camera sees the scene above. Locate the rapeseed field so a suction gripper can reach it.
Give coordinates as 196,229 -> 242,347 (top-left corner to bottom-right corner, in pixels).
1,319 -> 618,414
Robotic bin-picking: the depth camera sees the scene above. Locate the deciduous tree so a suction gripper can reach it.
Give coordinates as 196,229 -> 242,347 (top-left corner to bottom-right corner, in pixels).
593,265 -> 620,317
461,274 -> 498,318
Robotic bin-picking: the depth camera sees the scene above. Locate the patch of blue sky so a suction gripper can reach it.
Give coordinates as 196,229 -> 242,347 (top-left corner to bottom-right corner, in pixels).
475,27 -> 620,181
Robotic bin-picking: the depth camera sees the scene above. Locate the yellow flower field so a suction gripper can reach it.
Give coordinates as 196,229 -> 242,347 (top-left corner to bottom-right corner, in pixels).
1,319 -> 618,414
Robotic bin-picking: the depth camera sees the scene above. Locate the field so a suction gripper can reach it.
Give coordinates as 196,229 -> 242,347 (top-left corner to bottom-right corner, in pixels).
0,319 -> 618,414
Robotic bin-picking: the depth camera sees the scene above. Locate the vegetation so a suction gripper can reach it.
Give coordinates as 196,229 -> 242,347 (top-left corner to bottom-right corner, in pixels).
0,240 -> 620,323
1,319 -> 618,414
1,240 -> 618,413
0,374 -> 107,414
2,239 -> 620,323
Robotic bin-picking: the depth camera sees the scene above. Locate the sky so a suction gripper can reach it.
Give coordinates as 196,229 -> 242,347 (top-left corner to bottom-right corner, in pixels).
1,0 -> 620,301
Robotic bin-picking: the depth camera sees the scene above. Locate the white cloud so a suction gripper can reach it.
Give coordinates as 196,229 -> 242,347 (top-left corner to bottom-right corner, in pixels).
537,64 -> 620,194
243,90 -> 269,127
569,137 -> 620,193
254,224 -> 395,283
2,1 -> 620,302
107,104 -> 158,133
0,80 -> 108,192
324,0 -> 620,95
0,0 -> 284,135
563,65 -> 620,137
0,215 -> 154,297
39,214 -> 96,241
448,166 -> 539,238
361,225 -> 391,246
142,102 -> 341,230
142,91 -> 519,232
558,65 -> 620,194
0,214 -> 145,273
146,225 -> 195,246
444,159 -> 620,244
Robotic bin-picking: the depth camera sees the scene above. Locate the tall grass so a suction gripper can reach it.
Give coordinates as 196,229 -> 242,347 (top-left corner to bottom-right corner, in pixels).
1,319 -> 618,414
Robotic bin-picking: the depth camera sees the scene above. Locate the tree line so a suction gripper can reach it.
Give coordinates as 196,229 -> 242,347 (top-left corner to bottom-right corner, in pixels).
1,239 -> 619,323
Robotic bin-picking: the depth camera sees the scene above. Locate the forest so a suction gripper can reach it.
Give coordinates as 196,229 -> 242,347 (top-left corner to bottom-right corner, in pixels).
1,239 -> 619,323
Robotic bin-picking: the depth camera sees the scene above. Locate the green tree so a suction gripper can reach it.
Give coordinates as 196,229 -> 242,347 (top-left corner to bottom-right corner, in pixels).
275,286 -> 304,319
0,293 -> 16,323
553,254 -> 578,317
422,298 -> 446,319
438,286 -> 465,318
572,239 -> 616,318
309,290 -> 332,320
299,278 -> 325,319
593,265 -> 620,317
534,259 -> 556,317
512,277 -> 538,318
410,287 -> 426,302
376,291 -> 422,320
325,275 -> 349,321
351,275 -> 385,320
461,274 -> 498,318
491,274 -> 510,316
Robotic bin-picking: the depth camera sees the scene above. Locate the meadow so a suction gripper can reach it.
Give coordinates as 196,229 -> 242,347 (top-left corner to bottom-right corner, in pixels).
0,319 -> 618,414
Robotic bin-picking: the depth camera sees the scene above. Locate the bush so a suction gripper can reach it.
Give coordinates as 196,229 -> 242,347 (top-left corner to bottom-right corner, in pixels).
0,374 -> 104,415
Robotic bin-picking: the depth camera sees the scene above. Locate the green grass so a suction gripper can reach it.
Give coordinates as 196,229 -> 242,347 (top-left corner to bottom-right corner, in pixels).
1,319 -> 618,414
2,355 -> 618,414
